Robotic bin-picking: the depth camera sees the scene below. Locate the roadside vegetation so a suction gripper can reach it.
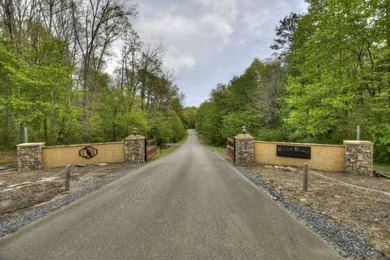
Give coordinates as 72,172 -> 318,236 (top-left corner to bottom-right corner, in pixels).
197,133 -> 226,155
152,132 -> 189,161
195,1 -> 389,164
374,163 -> 390,173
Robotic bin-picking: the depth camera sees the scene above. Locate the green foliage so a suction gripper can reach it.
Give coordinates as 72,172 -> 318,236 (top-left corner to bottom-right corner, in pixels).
171,112 -> 186,142
256,128 -> 290,142
0,1 -> 186,149
369,124 -> 390,163
195,102 -> 224,145
279,0 -> 390,161
125,111 -> 150,137
196,0 -> 389,163
181,107 -> 198,129
221,109 -> 261,138
196,58 -> 286,145
148,111 -> 185,144
0,36 -> 78,147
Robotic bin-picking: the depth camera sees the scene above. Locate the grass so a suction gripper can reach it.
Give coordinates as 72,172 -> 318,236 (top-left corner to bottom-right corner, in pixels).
151,145 -> 180,161
151,142 -> 185,161
197,134 -> 208,145
151,134 -> 189,161
211,146 -> 226,155
197,134 -> 226,155
374,163 -> 390,173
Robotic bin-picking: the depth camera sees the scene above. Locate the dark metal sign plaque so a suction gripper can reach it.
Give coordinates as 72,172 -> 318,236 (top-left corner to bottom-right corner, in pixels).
276,145 -> 311,159
79,146 -> 98,159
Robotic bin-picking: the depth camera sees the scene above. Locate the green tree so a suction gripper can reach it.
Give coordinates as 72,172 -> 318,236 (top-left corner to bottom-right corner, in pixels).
195,102 -> 223,144
196,58 -> 286,144
0,35 -> 77,147
0,0 -> 188,151
281,0 -> 389,161
181,107 -> 198,129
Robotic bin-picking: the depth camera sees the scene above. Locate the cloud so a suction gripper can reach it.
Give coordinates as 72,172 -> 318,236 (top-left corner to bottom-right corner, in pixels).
193,0 -> 238,22
164,53 -> 196,70
132,0 -> 308,106
134,1 -> 238,73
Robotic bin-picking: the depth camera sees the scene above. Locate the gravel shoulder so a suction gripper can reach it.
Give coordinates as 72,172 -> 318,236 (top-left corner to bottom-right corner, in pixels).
239,163 -> 389,259
0,162 -> 144,237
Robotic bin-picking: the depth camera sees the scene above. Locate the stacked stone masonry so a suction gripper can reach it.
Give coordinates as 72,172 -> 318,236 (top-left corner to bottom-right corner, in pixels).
17,143 -> 45,172
234,134 -> 254,165
344,141 -> 374,176
124,135 -> 146,164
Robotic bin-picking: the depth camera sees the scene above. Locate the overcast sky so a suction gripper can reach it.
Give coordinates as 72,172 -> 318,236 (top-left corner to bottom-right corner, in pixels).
131,0 -> 308,107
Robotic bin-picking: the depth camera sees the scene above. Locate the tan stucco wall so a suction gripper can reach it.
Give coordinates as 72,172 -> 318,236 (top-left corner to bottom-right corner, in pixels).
254,141 -> 345,171
42,142 -> 125,168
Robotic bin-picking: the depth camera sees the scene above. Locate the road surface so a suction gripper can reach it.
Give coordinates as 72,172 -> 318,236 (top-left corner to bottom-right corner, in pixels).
0,130 -> 341,259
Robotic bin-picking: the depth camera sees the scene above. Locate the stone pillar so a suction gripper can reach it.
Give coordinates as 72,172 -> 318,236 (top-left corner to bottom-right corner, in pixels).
17,143 -> 45,171
344,140 -> 374,176
124,135 -> 146,163
234,134 -> 254,165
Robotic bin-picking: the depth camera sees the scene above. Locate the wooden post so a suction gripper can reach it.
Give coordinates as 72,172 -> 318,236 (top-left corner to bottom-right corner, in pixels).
65,165 -> 71,191
303,163 -> 309,191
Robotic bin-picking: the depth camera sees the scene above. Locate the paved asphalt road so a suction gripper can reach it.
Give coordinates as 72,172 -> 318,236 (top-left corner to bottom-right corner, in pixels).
0,130 -> 341,259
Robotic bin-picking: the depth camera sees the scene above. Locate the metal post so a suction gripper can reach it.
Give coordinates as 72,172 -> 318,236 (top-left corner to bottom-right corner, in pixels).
144,138 -> 148,162
233,137 -> 236,163
65,165 -> 71,191
23,126 -> 28,143
357,125 -> 360,141
303,163 -> 309,191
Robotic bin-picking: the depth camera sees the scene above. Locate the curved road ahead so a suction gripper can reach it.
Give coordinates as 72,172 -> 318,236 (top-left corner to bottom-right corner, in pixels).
0,130 -> 341,259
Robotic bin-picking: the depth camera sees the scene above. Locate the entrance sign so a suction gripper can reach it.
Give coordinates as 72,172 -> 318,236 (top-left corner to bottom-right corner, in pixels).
276,145 -> 311,159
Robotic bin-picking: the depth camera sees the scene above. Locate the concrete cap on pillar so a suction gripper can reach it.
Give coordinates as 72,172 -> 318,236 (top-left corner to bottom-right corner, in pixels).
124,135 -> 145,140
17,142 -> 45,147
235,134 -> 254,139
343,140 -> 373,145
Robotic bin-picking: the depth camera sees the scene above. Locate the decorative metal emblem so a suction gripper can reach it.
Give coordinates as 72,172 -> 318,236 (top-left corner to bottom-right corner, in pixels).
79,146 -> 98,159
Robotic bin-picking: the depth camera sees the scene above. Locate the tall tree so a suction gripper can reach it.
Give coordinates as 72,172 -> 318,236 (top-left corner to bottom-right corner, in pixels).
271,12 -> 301,60
0,35 -> 76,146
196,58 -> 286,144
70,0 -> 137,118
283,0 -> 389,146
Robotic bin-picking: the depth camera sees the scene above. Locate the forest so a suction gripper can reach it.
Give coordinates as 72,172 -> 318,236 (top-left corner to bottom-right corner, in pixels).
196,0 -> 389,163
0,0 -> 198,148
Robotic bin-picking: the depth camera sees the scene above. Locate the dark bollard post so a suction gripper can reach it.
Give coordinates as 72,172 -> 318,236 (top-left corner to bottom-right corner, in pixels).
65,165 -> 71,191
303,163 -> 309,191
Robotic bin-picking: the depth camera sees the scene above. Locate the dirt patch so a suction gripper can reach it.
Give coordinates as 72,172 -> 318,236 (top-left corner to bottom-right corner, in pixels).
0,151 -> 17,165
0,162 -> 135,222
248,164 -> 390,258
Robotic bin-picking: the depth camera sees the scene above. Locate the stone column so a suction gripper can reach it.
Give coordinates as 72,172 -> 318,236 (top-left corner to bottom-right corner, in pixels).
234,134 -> 254,165
124,135 -> 146,163
344,140 -> 374,176
17,143 -> 45,171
